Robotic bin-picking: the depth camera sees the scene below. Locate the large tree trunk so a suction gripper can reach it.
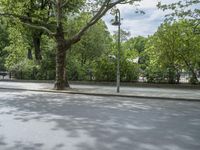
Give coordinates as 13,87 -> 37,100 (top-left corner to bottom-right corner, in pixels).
190,70 -> 198,84
54,25 -> 70,90
183,59 -> 198,84
176,70 -> 180,84
168,65 -> 176,84
33,31 -> 43,60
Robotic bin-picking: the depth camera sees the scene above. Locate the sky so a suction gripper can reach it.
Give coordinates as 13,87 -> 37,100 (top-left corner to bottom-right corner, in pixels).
103,0 -> 179,37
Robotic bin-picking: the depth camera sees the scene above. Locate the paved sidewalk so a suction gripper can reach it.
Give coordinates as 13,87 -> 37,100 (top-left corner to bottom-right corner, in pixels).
0,81 -> 200,101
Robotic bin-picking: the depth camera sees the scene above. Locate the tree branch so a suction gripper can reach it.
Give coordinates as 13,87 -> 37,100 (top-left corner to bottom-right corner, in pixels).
69,0 -> 129,45
0,13 -> 55,35
0,13 -> 30,21
120,0 -> 141,4
49,0 -> 56,6
61,0 -> 69,8
22,22 -> 55,35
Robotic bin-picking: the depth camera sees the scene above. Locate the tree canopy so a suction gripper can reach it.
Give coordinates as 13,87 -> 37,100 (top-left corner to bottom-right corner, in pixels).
0,0 -> 199,85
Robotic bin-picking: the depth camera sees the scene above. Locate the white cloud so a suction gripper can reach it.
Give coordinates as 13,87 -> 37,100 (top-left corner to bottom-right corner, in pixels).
103,0 -> 179,37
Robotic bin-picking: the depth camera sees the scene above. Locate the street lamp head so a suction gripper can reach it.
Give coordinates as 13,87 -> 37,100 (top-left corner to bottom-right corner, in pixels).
112,15 -> 120,26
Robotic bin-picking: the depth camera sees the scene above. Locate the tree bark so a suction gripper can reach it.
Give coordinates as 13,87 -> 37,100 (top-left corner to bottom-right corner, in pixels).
176,71 -> 180,84
190,70 -> 198,84
54,25 -> 70,90
27,48 -> 33,60
168,65 -> 176,84
33,31 -> 43,60
183,59 -> 198,84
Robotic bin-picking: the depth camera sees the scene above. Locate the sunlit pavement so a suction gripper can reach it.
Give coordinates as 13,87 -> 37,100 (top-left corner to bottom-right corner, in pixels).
0,89 -> 200,150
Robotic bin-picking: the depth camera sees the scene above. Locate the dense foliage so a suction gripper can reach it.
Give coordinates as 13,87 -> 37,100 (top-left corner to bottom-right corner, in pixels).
0,0 -> 199,84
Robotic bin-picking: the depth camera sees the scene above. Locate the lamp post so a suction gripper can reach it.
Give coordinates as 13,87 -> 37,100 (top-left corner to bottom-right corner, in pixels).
112,9 -> 121,93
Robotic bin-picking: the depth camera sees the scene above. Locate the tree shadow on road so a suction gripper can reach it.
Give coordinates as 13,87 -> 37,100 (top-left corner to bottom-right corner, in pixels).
0,90 -> 200,150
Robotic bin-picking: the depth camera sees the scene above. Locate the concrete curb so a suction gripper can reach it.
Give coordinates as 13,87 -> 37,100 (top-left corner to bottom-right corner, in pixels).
0,87 -> 200,102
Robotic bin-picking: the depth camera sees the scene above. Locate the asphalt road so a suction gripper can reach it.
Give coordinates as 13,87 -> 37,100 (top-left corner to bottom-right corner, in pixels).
0,89 -> 200,150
